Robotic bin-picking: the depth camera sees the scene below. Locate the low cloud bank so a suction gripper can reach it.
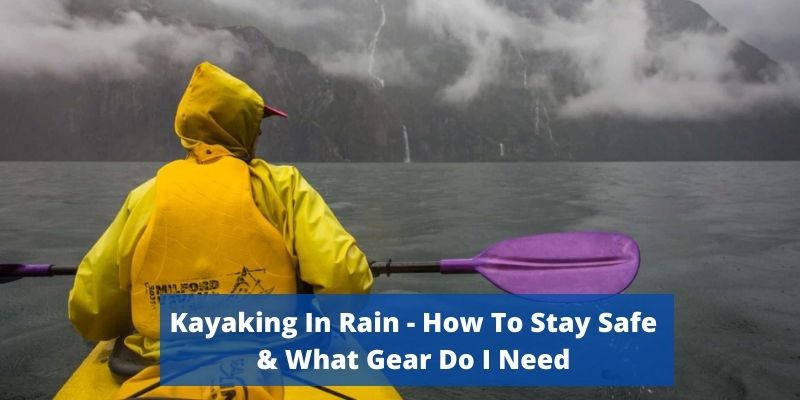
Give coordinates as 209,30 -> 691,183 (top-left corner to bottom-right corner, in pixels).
1,0 -> 798,119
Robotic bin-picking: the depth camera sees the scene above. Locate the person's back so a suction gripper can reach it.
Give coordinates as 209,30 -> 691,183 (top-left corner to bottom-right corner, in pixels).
129,156 -> 298,339
67,62 -> 375,399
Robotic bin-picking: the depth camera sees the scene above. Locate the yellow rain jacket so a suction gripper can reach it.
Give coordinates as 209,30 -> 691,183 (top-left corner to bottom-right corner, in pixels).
66,62 -> 378,399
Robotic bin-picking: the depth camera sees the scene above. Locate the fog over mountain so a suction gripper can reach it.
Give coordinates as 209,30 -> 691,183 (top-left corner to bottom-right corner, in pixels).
1,0 -> 798,161
696,0 -> 800,70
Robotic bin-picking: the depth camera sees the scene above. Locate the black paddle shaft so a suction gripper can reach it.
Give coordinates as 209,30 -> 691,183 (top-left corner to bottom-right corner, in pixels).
369,261 -> 440,276
1,263 -> 444,280
51,266 -> 78,276
54,262 -> 443,276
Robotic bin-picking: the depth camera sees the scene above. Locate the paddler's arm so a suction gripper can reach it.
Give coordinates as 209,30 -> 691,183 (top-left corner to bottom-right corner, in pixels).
249,162 -> 373,294
291,170 -> 373,294
68,179 -> 154,341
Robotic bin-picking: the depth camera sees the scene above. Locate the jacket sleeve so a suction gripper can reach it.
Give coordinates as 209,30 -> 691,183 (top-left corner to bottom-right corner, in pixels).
67,196 -> 134,341
67,179 -> 154,341
290,168 -> 373,294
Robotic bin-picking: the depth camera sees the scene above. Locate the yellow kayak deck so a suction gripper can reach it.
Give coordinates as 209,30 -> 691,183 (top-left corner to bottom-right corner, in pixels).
55,340 -> 402,399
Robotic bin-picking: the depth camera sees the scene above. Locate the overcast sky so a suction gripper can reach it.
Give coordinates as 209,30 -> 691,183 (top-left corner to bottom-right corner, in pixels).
695,0 -> 800,68
1,0 -> 797,119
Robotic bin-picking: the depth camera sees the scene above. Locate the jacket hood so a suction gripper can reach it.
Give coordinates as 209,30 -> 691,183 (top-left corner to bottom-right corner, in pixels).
174,62 -> 265,162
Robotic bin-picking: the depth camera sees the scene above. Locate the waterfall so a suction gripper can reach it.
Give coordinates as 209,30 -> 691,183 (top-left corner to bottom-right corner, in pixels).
517,47 -> 560,154
534,99 -> 557,144
541,103 -> 555,143
523,67 -> 528,90
515,48 -> 528,90
500,143 -> 505,158
367,0 -> 387,89
402,125 -> 411,163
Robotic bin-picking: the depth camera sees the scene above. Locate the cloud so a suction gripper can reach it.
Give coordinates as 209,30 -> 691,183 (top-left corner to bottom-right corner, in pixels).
404,0 -> 800,118
536,0 -> 800,118
695,0 -> 800,69
153,0 -> 385,83
406,0 -> 520,102
1,0 -> 798,119
0,0 -> 243,79
200,0 -> 343,29
317,48 -> 418,87
696,0 -> 800,44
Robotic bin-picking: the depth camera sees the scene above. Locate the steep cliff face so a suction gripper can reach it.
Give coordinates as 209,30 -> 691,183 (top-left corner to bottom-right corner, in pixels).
372,0 -> 799,161
645,0 -> 780,82
0,25 -> 404,161
229,26 -> 406,162
0,0 -> 798,161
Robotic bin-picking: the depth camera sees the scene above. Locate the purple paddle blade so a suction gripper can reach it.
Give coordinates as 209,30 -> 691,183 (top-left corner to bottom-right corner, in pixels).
440,232 -> 640,294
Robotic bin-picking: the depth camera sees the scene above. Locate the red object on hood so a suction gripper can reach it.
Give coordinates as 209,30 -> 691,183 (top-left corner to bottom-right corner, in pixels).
264,104 -> 288,119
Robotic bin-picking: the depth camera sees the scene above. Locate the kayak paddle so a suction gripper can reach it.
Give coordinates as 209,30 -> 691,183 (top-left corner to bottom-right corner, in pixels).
370,232 -> 639,294
0,232 -> 639,294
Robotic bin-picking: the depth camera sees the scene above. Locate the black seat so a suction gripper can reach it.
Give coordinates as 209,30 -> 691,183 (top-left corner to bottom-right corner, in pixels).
109,338 -> 157,378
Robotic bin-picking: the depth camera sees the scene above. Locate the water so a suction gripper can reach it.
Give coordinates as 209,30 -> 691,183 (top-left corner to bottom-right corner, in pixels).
1,162 -> 799,399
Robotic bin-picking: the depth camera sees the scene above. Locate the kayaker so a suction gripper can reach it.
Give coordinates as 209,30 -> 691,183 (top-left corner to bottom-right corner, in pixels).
67,61 -> 374,399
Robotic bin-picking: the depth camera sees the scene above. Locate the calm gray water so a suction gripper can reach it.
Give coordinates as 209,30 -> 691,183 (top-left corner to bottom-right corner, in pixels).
0,162 -> 798,399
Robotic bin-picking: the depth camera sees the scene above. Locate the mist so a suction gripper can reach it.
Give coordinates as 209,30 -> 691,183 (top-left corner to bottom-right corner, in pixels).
0,0 -> 243,79
1,0 -> 798,119
404,0 -> 800,118
697,0 -> 800,69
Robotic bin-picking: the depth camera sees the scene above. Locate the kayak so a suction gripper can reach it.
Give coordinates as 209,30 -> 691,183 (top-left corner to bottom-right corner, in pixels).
55,339 -> 403,399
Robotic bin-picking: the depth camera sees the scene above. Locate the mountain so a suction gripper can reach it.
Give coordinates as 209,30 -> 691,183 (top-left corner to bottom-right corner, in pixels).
0,0 -> 797,161
0,25 -> 406,162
